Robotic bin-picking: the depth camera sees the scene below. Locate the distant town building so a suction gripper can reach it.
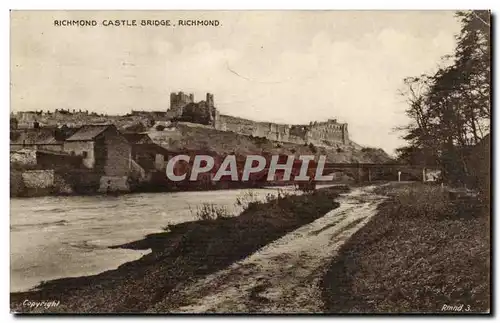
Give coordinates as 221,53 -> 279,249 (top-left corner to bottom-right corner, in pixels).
10,127 -> 73,152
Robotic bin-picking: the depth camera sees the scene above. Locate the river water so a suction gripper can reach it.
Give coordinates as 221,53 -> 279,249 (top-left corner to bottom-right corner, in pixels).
10,187 -> 306,293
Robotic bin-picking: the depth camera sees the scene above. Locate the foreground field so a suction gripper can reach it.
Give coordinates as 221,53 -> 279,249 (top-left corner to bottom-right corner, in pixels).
321,182 -> 490,313
11,182 -> 490,313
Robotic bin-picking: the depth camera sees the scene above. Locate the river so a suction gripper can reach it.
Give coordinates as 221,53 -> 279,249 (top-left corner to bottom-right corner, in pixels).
10,186 -> 309,293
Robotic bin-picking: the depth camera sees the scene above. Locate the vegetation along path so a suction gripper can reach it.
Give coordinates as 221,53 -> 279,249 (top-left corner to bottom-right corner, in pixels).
151,185 -> 387,313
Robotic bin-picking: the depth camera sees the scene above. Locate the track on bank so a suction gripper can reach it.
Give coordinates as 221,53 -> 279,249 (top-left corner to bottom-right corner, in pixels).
149,185 -> 387,313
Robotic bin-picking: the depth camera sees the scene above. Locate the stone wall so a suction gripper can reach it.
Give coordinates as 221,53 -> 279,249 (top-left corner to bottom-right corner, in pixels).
98,176 -> 130,193
10,149 -> 37,167
54,173 -> 74,194
10,170 -> 25,196
215,114 -> 349,145
103,129 -> 132,177
21,170 -> 55,189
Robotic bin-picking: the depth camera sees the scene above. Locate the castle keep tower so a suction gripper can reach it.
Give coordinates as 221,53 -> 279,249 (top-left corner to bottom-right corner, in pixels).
168,92 -> 218,127
206,93 -> 214,108
169,92 -> 194,117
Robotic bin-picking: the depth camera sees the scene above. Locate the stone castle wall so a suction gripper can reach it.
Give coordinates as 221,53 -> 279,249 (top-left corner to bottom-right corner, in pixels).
304,120 -> 349,145
215,115 -> 290,141
215,114 -> 348,145
167,92 -> 349,145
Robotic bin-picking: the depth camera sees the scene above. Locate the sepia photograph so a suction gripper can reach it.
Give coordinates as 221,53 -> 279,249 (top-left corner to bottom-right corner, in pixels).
8,9 -> 491,314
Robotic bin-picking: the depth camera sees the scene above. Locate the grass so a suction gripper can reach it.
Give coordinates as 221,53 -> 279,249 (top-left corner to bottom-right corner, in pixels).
321,182 -> 490,313
11,186 -> 344,313
190,203 -> 232,221
187,189 -> 297,221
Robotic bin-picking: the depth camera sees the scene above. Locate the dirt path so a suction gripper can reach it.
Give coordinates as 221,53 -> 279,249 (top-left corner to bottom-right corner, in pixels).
150,185 -> 387,313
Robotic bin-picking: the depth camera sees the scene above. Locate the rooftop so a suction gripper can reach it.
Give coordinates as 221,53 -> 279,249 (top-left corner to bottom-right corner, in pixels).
65,124 -> 114,141
11,128 -> 60,145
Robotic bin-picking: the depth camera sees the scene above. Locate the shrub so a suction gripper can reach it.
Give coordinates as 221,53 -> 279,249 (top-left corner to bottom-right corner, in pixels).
235,190 -> 260,210
191,203 -> 231,221
361,147 -> 376,152
372,183 -> 470,220
308,142 -> 317,153
297,181 -> 317,193
264,188 -> 292,204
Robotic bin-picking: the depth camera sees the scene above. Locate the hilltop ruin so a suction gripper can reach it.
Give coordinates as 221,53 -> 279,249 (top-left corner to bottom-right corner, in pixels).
168,91 -> 350,146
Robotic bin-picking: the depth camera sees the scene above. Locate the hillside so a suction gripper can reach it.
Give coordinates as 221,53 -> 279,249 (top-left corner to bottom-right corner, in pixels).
147,122 -> 393,164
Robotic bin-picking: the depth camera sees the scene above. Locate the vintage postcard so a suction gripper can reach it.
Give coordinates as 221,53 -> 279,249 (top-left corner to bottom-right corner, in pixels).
9,10 -> 491,314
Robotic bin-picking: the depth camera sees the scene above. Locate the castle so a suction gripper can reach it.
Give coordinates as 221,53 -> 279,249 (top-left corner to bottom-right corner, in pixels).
11,91 -> 350,147
168,91 -> 349,146
169,92 -> 218,126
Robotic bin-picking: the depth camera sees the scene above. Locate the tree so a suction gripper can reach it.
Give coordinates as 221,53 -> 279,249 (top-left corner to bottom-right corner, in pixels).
155,124 -> 166,131
397,10 -> 490,186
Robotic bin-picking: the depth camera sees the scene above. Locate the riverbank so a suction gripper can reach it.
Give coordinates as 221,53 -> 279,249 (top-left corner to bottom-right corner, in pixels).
11,168 -> 349,198
10,167 -> 270,198
148,185 -> 385,313
10,187 -> 311,293
321,182 -> 490,313
11,186 -> 345,313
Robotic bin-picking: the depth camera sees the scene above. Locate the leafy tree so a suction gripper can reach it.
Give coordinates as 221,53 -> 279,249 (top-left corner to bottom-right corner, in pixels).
155,124 -> 166,131
397,10 -> 490,185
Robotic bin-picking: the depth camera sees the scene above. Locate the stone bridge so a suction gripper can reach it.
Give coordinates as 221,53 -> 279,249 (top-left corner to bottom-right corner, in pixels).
261,163 -> 440,184
322,163 -> 439,183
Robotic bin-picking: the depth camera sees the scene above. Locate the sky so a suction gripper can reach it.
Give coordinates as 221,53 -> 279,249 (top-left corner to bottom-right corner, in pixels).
10,11 -> 462,154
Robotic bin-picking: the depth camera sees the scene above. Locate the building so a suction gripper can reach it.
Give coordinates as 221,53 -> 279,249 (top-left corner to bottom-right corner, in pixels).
122,133 -> 166,172
10,126 -> 78,152
63,124 -> 131,178
122,133 -> 154,146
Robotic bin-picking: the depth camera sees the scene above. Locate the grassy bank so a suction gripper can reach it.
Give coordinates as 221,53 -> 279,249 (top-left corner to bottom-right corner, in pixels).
11,186 -> 344,313
321,183 -> 490,313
